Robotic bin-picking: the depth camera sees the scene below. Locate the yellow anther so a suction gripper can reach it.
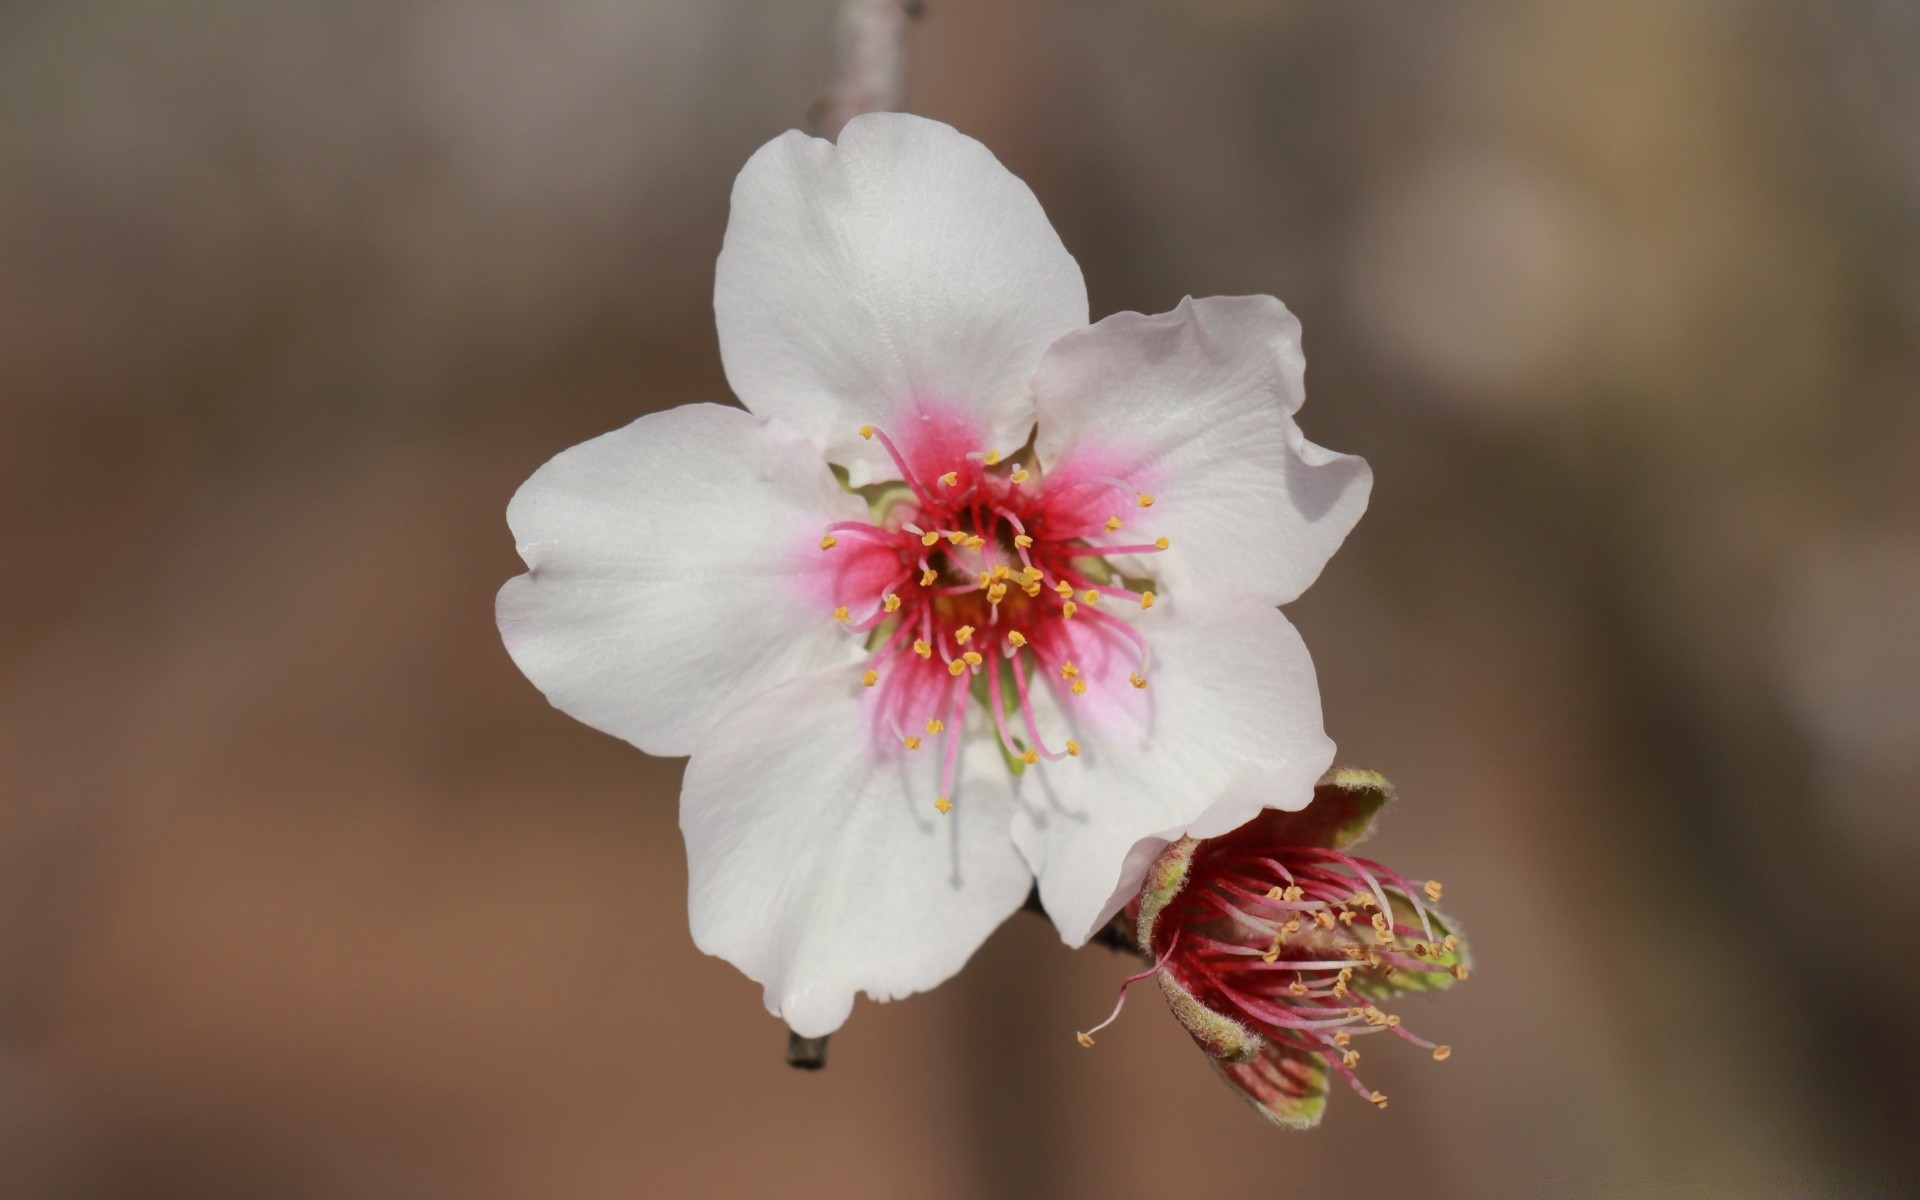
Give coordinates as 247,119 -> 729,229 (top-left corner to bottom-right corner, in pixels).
1339,910 -> 1357,925
949,531 -> 967,545
1386,1014 -> 1401,1028
1075,1031 -> 1094,1048
1065,739 -> 1080,757
1451,964 -> 1470,982
1352,892 -> 1376,909
1424,880 -> 1444,902
939,471 -> 959,487
913,639 -> 932,658
1316,910 -> 1336,930
1062,601 -> 1078,619
1140,591 -> 1155,609
1105,515 -> 1122,531
862,669 -> 879,687
1288,980 -> 1307,997
1060,661 -> 1079,679
934,796 -> 953,814
1070,679 -> 1088,695
964,535 -> 986,550
987,583 -> 1007,604
1266,886 -> 1283,899
1333,1031 -> 1351,1047
962,651 -> 983,667
903,736 -> 921,750
858,425 -> 874,440
833,606 -> 850,622
926,719 -> 944,734
1433,1045 -> 1452,1062
1372,913 -> 1390,932
1007,631 -> 1027,647
1375,927 -> 1395,944
1331,980 -> 1349,999
921,531 -> 940,547
1283,918 -> 1302,937
1443,935 -> 1459,952
819,534 -> 838,550
982,450 -> 1002,466
883,593 -> 902,613
1261,942 -> 1280,964
1364,1007 -> 1387,1027
1284,885 -> 1304,901
1023,582 -> 1042,597
1082,589 -> 1100,606
955,625 -> 975,644
1137,493 -> 1155,508
1054,580 -> 1074,598
920,568 -> 938,586
1013,534 -> 1033,549
1021,748 -> 1038,765
991,565 -> 1010,580
1010,469 -> 1029,484
949,660 -> 967,676
1154,536 -> 1169,550
1129,672 -> 1147,689
1343,1050 -> 1360,1067
1023,566 -> 1044,582
976,572 -> 992,588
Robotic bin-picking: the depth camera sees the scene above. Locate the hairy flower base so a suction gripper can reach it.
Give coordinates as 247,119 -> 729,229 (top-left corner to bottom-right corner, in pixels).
1079,768 -> 1470,1128
820,414 -> 1166,814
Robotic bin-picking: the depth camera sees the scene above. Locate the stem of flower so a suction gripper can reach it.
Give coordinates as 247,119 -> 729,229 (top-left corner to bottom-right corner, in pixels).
811,0 -> 925,140
786,1029 -> 830,1070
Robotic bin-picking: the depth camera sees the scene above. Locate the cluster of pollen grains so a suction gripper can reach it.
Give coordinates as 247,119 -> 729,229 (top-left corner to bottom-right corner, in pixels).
1081,845 -> 1461,1113
817,424 -> 1168,815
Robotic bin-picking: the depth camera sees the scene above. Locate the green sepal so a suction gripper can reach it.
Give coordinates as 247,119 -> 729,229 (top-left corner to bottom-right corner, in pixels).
1134,837 -> 1200,955
1263,767 -> 1394,851
1157,970 -> 1261,1062
1351,896 -> 1471,1000
1212,1043 -> 1329,1129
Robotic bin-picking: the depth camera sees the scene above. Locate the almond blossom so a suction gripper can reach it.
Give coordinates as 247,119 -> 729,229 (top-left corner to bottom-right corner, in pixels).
496,113 -> 1370,1036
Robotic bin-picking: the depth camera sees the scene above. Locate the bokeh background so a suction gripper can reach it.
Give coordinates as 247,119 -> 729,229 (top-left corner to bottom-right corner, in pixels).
5,1 -> 1918,1196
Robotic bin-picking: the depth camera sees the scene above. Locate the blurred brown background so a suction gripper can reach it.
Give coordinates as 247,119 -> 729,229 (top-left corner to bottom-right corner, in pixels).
4,1 -> 1918,1196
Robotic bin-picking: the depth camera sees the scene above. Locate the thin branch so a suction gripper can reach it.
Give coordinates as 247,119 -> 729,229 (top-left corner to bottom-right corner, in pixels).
787,1029 -> 830,1070
811,0 -> 925,140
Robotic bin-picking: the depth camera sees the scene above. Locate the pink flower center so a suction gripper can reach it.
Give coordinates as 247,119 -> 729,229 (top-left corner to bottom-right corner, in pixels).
815,419 -> 1167,814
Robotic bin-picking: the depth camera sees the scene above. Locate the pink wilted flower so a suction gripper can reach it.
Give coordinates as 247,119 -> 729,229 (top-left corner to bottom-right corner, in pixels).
496,113 -> 1370,1037
1081,769 -> 1469,1127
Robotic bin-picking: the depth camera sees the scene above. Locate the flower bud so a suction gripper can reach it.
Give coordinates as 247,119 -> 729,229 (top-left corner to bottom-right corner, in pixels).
1082,767 -> 1469,1128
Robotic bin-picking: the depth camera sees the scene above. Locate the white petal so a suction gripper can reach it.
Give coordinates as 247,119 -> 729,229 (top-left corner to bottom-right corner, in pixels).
1010,590 -> 1335,945
1032,295 -> 1371,606
497,403 -> 865,757
715,113 -> 1088,486
682,662 -> 1032,1036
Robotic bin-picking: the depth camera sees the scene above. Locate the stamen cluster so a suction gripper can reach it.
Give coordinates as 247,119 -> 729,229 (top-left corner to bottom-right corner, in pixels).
819,424 -> 1166,813
1075,773 -> 1469,1126
1152,836 -> 1461,1109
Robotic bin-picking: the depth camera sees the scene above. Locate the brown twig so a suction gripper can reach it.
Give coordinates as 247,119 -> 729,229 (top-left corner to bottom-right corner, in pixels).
781,5 -> 925,1073
810,0 -> 925,140
786,1029 -> 830,1070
